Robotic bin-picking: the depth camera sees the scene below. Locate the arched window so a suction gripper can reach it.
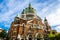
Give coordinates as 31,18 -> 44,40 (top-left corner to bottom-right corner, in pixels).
29,38 -> 32,40
21,39 -> 24,40
37,34 -> 41,40
27,33 -> 32,40
37,33 -> 44,40
28,35 -> 32,40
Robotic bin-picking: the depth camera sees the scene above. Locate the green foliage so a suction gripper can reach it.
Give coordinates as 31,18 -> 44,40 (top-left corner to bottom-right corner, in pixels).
0,30 -> 7,38
55,33 -> 60,40
47,31 -> 60,40
48,31 -> 55,38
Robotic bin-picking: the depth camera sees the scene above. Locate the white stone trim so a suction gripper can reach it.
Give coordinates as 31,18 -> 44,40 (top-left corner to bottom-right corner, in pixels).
13,24 -> 25,26
35,33 -> 39,37
26,13 -> 35,15
17,34 -> 21,40
14,24 -> 19,26
27,20 -> 33,23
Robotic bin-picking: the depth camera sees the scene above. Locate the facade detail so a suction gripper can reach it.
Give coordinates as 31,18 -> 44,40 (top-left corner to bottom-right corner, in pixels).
8,4 -> 51,40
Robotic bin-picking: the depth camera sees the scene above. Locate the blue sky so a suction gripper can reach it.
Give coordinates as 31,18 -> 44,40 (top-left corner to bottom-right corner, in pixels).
0,0 -> 60,32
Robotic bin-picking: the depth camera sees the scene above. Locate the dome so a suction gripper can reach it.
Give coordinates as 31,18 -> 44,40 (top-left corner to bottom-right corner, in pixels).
22,4 -> 36,14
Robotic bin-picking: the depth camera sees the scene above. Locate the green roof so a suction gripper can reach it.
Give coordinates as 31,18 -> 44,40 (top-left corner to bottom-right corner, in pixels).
22,4 -> 35,14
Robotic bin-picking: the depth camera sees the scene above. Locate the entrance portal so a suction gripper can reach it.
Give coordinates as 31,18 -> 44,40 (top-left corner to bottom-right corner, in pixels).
37,38 -> 40,40
21,39 -> 24,40
29,38 -> 32,40
28,34 -> 32,40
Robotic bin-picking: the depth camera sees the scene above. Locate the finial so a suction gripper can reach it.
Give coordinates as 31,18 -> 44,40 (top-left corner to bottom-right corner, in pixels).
16,14 -> 19,17
22,9 -> 25,14
44,17 -> 47,21
29,3 -> 31,6
28,3 -> 32,9
23,9 -> 24,12
28,0 -> 31,7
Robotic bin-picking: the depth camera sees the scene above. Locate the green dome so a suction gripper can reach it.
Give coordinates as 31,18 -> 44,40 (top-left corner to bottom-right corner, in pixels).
22,4 -> 35,14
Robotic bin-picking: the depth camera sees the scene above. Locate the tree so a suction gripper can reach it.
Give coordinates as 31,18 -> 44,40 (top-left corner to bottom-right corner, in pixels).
0,30 -> 7,38
55,33 -> 60,40
47,31 -> 55,40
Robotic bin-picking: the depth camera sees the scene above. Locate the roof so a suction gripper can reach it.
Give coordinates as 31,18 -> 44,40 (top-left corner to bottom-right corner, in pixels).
22,4 -> 36,14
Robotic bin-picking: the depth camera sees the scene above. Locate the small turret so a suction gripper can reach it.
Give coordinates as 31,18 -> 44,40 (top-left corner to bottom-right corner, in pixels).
44,17 -> 51,33
44,17 -> 47,21
22,9 -> 25,14
17,14 -> 20,17
21,9 -> 27,20
44,17 -> 48,25
14,14 -> 20,24
29,3 -> 31,8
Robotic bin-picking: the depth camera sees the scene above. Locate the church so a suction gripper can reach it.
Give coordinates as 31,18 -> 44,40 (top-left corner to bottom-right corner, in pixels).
8,4 -> 51,40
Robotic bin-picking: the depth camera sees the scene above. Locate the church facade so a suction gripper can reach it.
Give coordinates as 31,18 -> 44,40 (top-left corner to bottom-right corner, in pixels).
8,4 -> 51,40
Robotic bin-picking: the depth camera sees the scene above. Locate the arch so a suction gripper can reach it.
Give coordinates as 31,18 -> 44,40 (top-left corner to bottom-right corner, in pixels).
21,39 -> 24,40
21,35 -> 25,40
27,34 -> 32,40
35,33 -> 43,40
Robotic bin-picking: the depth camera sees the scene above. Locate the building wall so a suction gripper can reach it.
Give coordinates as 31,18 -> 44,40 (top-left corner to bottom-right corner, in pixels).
8,4 -> 51,40
8,17 -> 51,40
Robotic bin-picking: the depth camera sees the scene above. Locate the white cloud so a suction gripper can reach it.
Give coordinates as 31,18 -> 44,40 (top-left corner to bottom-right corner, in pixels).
47,8 -> 60,26
0,0 -> 60,32
0,0 -> 28,22
0,28 -> 2,29
58,0 -> 60,2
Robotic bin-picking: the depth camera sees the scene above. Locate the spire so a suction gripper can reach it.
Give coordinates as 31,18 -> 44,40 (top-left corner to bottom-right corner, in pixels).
28,3 -> 32,9
22,9 -> 24,14
29,0 -> 31,7
14,14 -> 19,23
44,17 -> 47,21
29,3 -> 31,8
44,17 -> 48,25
